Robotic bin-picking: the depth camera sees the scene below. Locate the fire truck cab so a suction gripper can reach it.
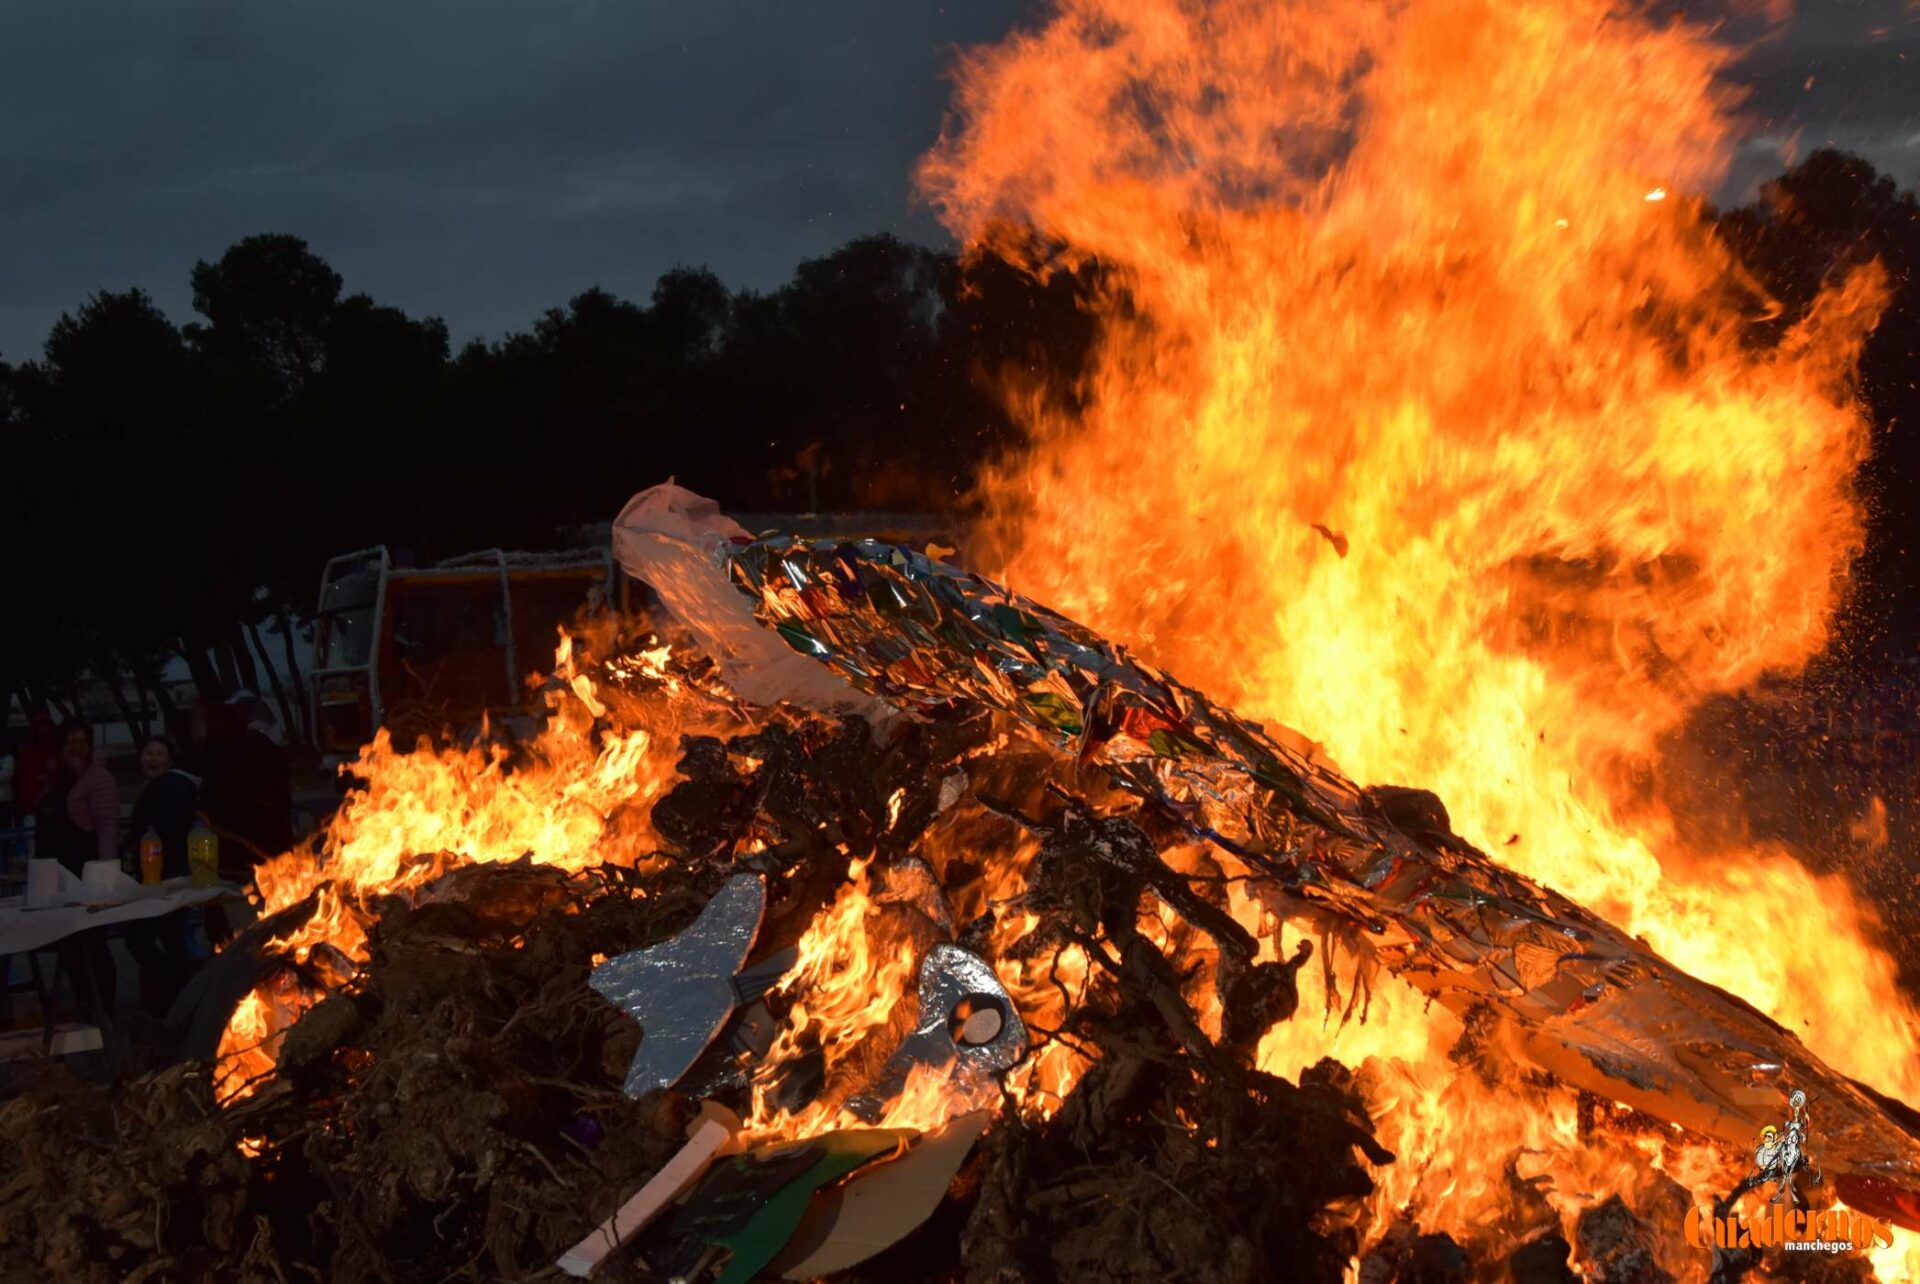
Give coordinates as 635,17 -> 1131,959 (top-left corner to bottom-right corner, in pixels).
309,545 -> 618,760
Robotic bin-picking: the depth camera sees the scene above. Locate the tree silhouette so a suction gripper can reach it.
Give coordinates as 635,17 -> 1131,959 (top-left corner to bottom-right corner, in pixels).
189,234 -> 345,402
12,154 -> 1916,757
0,357 -> 19,432
7,290 -> 204,733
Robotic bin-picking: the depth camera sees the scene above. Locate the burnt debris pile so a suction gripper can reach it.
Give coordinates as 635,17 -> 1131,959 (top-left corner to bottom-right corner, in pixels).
0,707 -> 1400,1284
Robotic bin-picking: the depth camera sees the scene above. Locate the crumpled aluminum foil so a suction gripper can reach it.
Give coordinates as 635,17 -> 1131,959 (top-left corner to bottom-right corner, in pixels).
708,533 -> 1920,1209
592,873 -> 768,1097
845,943 -> 1027,1123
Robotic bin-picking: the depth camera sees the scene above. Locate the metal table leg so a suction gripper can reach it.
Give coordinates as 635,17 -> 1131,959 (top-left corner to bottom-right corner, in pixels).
40,949 -> 62,1056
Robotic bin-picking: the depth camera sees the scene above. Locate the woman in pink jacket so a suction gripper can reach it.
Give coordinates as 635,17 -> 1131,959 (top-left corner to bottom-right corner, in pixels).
46,721 -> 118,866
36,720 -> 120,1018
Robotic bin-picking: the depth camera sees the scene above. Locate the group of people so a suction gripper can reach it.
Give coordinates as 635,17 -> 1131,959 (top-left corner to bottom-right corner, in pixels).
6,698 -> 293,1021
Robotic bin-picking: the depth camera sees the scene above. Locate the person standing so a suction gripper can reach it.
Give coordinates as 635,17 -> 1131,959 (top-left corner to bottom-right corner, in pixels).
0,740 -> 14,829
123,735 -> 199,1010
199,695 -> 290,947
39,720 -> 118,869
201,694 -> 292,876
35,719 -> 120,1019
13,711 -> 58,823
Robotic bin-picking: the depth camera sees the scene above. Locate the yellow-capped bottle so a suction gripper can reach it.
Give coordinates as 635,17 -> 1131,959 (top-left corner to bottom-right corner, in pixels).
188,817 -> 219,888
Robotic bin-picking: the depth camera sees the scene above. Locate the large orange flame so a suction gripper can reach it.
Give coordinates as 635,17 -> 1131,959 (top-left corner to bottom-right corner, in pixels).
922,0 -> 1917,1272
214,626 -> 716,1102
214,626 -> 1001,1142
203,5 -> 1920,1271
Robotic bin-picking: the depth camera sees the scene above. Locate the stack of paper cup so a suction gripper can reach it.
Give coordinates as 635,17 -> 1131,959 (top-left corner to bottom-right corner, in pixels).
25,859 -> 61,909
82,860 -> 129,900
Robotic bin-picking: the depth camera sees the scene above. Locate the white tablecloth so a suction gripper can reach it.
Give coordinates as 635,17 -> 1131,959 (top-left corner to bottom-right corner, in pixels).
0,880 -> 239,956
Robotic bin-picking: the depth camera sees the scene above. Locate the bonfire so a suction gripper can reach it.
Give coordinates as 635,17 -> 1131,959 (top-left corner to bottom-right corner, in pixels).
6,0 -> 1920,1281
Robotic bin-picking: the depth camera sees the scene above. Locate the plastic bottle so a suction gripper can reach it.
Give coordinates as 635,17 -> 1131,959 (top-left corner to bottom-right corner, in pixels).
188,816 -> 219,888
139,826 -> 164,886
183,910 -> 212,960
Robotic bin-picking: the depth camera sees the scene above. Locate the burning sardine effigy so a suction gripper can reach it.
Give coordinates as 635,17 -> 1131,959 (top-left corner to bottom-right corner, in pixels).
614,482 -> 1920,1229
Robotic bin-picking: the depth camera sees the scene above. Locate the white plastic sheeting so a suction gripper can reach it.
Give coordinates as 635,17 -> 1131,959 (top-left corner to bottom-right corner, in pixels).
611,482 -> 887,718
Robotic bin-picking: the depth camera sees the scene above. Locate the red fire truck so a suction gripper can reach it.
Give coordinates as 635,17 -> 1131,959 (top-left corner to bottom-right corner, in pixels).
307,545 -> 618,759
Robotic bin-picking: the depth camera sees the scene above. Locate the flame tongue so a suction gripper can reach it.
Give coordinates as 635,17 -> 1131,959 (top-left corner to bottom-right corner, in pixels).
912,0 -> 1920,1263
917,0 -> 1914,1078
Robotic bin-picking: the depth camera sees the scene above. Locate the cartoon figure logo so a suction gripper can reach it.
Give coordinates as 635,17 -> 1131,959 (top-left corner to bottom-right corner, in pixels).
1684,1088 -> 1894,1254
1748,1089 -> 1823,1207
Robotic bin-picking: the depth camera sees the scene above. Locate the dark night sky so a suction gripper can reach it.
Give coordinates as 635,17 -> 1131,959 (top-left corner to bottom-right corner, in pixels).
1,0 -> 1915,362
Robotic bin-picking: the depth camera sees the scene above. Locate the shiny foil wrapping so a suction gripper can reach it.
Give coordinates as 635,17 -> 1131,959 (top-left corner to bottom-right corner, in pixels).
718,534 -> 1920,1202
591,873 -> 768,1097
845,943 -> 1028,1123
